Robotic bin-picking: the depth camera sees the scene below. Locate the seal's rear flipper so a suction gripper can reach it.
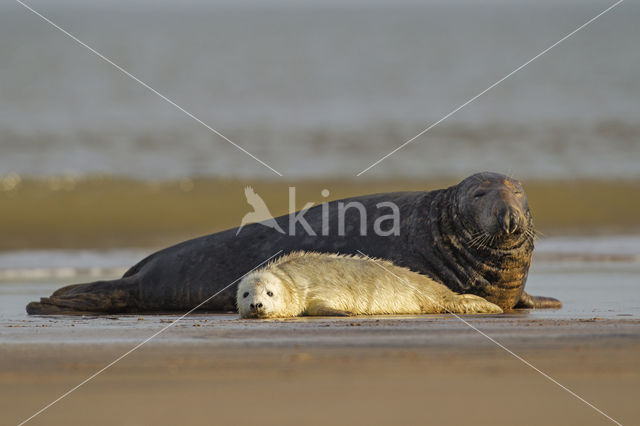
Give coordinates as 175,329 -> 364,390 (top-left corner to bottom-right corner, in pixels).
515,291 -> 562,309
25,277 -> 139,315
26,301 -> 96,316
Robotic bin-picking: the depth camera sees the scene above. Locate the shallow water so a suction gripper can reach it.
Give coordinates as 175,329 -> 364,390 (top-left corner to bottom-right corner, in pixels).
1,1 -> 639,179
1,236 -> 638,329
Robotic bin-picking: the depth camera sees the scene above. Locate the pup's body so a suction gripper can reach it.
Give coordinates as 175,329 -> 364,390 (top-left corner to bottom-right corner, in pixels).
237,252 -> 503,318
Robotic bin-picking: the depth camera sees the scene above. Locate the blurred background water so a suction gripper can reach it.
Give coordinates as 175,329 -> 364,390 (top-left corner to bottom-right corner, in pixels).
1,0 -> 638,179
0,0 -> 638,320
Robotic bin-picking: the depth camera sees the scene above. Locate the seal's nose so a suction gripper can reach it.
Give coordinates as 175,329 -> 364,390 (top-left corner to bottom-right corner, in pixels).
501,208 -> 520,234
249,303 -> 264,311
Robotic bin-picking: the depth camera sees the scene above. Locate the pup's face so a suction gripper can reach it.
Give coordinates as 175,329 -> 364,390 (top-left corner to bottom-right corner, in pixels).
237,272 -> 285,318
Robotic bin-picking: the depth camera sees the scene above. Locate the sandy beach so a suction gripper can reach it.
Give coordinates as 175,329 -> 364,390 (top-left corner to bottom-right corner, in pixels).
3,314 -> 639,426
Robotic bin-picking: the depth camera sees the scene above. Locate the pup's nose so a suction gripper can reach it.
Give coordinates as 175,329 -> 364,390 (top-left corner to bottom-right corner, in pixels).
249,303 -> 263,310
501,209 -> 520,234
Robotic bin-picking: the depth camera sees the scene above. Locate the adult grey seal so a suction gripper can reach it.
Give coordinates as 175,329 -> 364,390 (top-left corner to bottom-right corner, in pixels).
237,251 -> 503,318
26,171 -> 561,315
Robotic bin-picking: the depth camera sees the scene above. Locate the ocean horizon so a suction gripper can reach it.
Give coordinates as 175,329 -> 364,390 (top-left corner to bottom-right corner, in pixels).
1,0 -> 638,179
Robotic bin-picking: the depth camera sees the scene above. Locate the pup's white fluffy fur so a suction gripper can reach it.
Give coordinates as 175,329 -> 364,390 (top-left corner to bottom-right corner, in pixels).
237,252 -> 502,318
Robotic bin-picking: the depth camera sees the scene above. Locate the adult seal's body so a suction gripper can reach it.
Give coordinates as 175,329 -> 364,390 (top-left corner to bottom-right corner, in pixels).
26,172 -> 561,315
237,252 -> 503,318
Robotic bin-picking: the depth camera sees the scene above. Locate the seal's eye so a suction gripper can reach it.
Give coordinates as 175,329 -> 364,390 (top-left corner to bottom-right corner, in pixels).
474,191 -> 486,198
243,292 -> 249,298
267,291 -> 274,297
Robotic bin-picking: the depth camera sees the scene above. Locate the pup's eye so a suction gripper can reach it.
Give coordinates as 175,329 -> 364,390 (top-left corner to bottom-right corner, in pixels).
243,292 -> 249,298
267,291 -> 274,297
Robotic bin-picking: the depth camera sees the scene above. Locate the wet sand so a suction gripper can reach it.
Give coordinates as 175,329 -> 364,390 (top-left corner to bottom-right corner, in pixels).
2,315 -> 639,426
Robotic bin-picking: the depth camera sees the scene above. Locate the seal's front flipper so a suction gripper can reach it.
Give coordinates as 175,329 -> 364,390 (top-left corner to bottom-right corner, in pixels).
515,291 -> 562,309
310,307 -> 352,317
448,294 -> 503,314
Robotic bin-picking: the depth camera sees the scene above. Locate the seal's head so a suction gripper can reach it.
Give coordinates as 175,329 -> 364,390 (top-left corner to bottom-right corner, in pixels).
237,271 -> 288,318
456,172 -> 533,245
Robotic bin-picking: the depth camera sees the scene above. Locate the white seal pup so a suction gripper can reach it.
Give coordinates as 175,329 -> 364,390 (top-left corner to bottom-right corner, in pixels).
237,252 -> 503,318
